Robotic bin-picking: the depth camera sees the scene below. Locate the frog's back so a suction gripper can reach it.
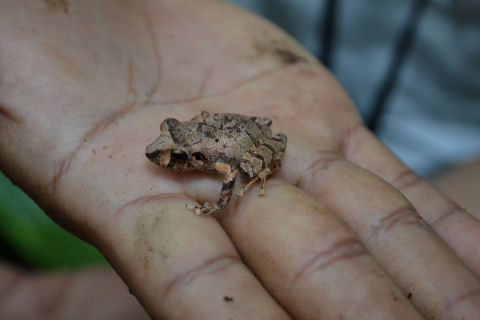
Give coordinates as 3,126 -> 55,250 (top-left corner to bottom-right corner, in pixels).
189,113 -> 272,165
210,113 -> 272,140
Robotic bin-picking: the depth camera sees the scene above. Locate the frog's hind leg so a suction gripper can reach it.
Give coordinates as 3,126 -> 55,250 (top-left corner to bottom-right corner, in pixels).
239,133 -> 286,197
253,133 -> 287,196
238,143 -> 277,197
238,167 -> 273,197
257,167 -> 272,196
237,150 -> 263,197
188,163 -> 238,215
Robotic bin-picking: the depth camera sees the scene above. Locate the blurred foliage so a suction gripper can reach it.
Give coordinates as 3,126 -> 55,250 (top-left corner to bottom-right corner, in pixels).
0,172 -> 106,269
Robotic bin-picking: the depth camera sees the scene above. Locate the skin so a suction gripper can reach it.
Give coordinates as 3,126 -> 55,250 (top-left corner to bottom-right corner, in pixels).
433,158 -> 480,217
145,111 -> 287,215
0,264 -> 149,320
1,0 -> 480,319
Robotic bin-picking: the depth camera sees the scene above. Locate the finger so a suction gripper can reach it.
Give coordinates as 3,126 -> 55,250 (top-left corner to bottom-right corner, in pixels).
99,194 -> 290,319
219,179 -> 422,320
433,159 -> 480,217
295,150 -> 480,320
0,264 -> 149,319
344,126 -> 480,277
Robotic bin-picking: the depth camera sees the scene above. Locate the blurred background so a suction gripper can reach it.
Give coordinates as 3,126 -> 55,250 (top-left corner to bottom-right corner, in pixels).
234,0 -> 480,177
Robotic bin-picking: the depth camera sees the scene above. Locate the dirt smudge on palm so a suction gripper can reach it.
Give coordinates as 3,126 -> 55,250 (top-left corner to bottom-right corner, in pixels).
251,36 -> 309,66
43,0 -> 69,14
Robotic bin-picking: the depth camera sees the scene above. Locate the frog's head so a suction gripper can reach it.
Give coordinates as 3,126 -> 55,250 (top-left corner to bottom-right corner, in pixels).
145,117 -> 198,170
145,142 -> 190,169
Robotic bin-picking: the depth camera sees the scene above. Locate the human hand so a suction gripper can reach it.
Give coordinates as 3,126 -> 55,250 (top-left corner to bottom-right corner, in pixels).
433,158 -> 480,216
1,0 -> 479,319
0,263 -> 149,319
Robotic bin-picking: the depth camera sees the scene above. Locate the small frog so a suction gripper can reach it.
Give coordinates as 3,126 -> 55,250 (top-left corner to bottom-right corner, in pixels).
145,111 -> 287,215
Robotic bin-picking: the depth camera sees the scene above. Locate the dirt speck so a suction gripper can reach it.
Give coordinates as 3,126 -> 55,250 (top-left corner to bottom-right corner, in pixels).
91,148 -> 96,155
223,296 -> 234,302
43,0 -> 69,14
274,48 -> 306,64
251,38 -> 308,66
407,292 -> 413,300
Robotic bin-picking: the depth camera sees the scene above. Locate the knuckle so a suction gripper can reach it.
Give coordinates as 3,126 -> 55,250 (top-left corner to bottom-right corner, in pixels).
391,170 -> 422,191
291,237 -> 367,288
340,122 -> 366,158
162,253 -> 240,302
0,105 -> 22,124
368,205 -> 426,242
430,202 -> 466,227
446,289 -> 480,315
296,150 -> 343,189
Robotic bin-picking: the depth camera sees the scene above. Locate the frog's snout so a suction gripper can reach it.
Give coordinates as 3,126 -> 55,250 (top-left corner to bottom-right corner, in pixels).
145,149 -> 160,161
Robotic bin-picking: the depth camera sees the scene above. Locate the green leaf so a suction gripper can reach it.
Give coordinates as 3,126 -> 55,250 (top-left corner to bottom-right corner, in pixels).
0,172 -> 106,269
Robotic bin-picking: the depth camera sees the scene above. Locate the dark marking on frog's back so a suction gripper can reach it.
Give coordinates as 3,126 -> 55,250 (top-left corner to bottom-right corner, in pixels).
262,143 -> 276,154
252,153 -> 266,169
231,125 -> 242,134
196,122 -> 217,139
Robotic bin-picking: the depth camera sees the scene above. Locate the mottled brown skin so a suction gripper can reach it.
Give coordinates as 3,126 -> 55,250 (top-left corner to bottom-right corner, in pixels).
145,111 -> 287,215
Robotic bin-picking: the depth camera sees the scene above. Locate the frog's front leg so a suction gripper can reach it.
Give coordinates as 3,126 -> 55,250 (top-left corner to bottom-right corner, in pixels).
190,162 -> 238,215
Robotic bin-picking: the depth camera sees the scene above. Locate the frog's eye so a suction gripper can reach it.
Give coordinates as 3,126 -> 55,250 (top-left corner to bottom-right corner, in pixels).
192,152 -> 207,161
170,149 -> 188,162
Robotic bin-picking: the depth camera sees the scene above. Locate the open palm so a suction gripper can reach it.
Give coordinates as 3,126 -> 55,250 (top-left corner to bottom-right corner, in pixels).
1,1 -> 480,319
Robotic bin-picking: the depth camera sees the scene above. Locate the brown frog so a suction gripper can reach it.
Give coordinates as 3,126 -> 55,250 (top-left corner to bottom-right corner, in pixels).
145,111 -> 287,215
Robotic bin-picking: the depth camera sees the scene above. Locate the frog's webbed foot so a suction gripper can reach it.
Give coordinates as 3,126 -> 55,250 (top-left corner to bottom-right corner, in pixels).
188,163 -> 237,215
237,168 -> 272,197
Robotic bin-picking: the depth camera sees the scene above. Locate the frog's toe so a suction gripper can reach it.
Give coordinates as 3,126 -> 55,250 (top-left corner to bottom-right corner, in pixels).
187,202 -> 209,215
198,202 -> 218,215
187,201 -> 222,215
